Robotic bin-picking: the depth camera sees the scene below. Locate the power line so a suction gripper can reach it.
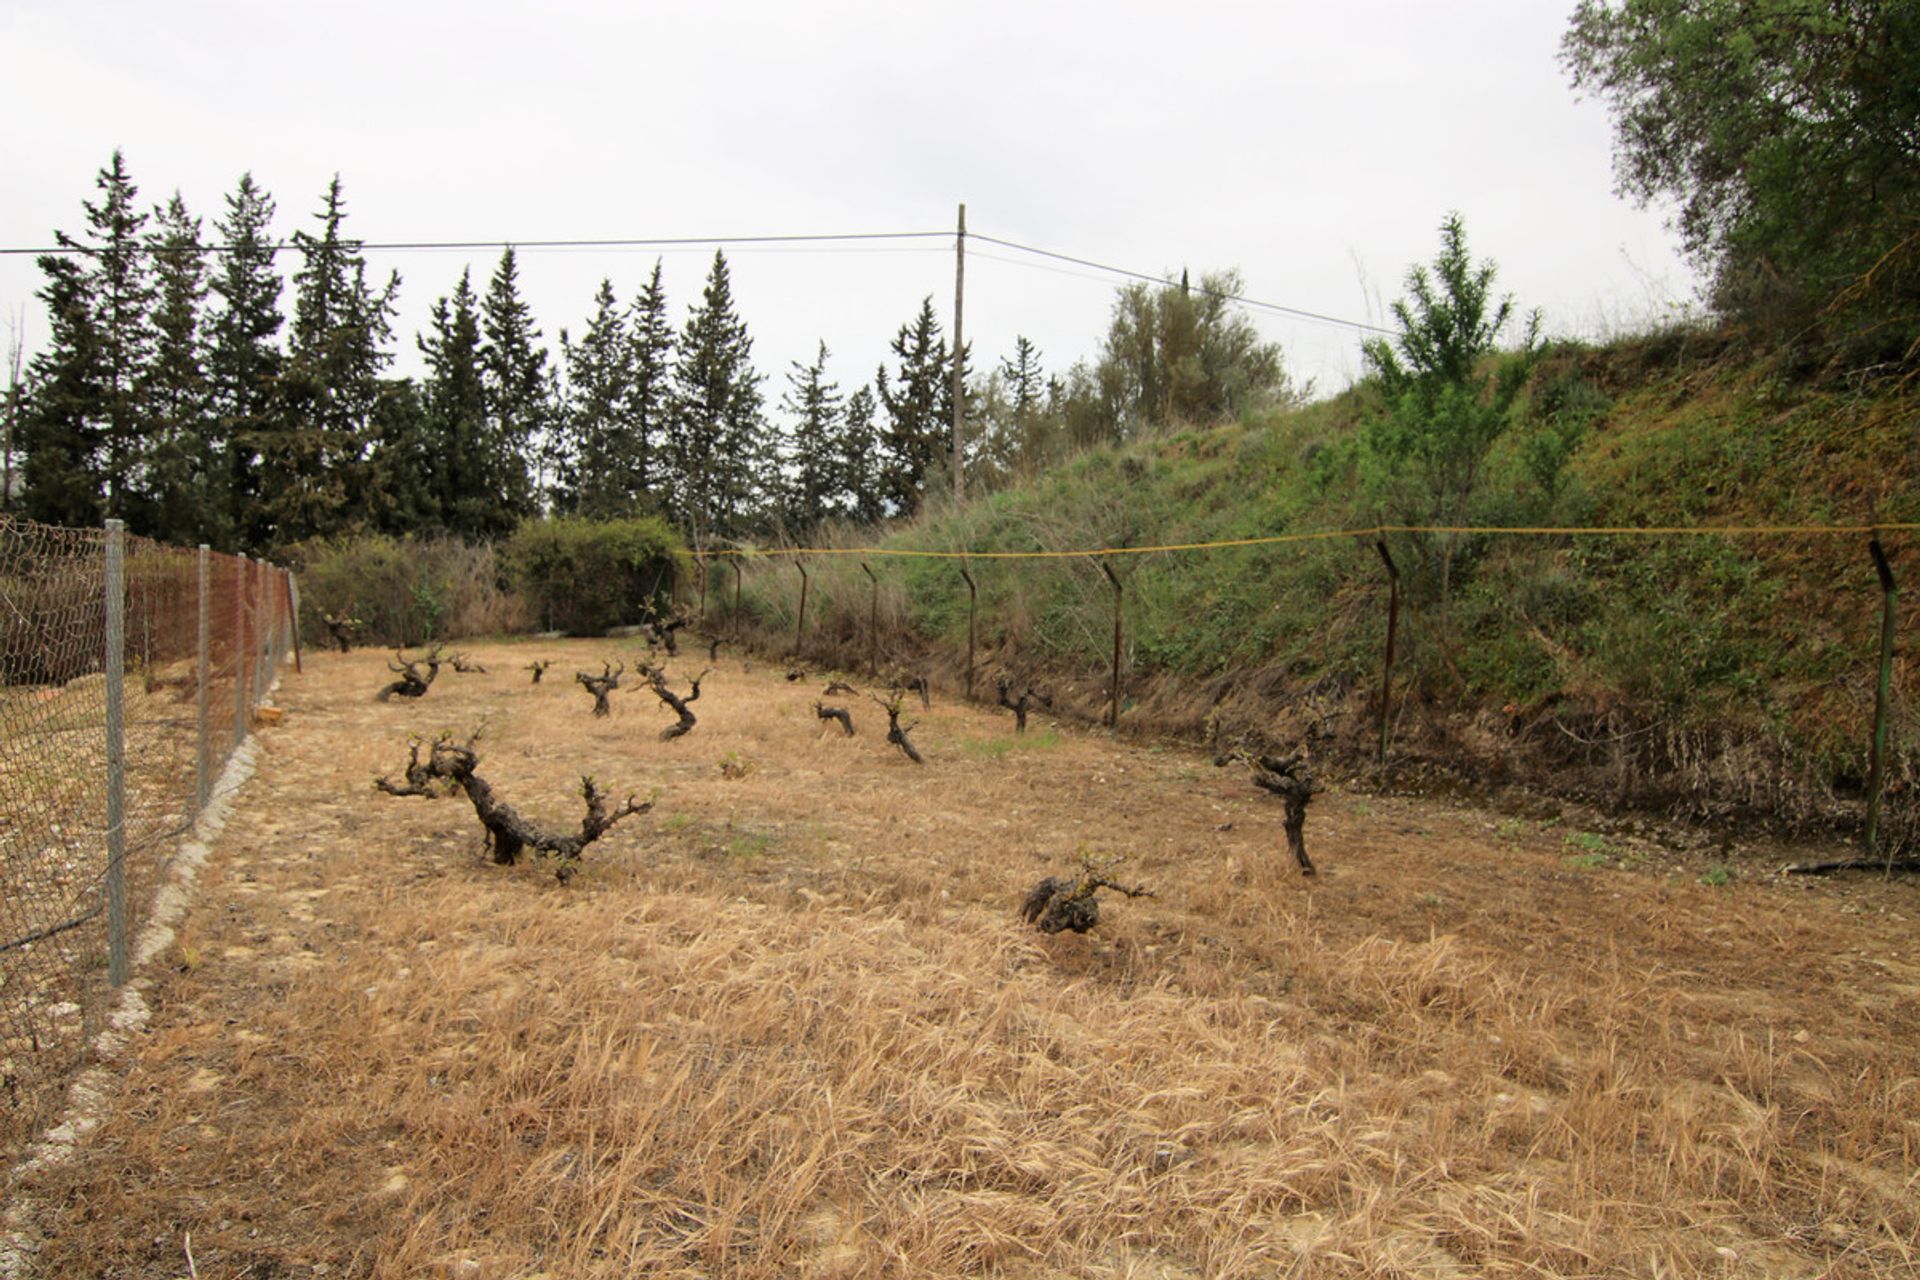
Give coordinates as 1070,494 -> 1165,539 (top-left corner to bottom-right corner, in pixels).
970,232 -> 1395,336
0,229 -> 953,258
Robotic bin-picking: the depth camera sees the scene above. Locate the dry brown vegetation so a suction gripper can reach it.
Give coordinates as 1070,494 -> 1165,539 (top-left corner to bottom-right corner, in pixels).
8,639 -> 1919,1278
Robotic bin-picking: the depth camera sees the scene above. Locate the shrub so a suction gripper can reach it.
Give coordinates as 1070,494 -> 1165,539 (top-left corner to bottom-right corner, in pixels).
289,534 -> 526,648
504,516 -> 688,635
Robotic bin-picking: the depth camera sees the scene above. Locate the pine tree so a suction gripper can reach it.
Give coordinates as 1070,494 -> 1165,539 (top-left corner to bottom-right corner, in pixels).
138,192 -> 216,544
479,247 -> 545,525
207,172 -> 285,550
271,176 -> 397,542
669,251 -> 763,542
874,296 -> 950,516
556,279 -> 633,517
779,342 -> 843,531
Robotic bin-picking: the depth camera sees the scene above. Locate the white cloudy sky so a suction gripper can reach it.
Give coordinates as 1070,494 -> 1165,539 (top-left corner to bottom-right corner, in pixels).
1,0 -> 1696,401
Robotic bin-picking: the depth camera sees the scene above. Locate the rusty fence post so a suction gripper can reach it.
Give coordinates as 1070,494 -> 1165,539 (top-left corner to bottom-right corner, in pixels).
959,564 -> 977,701
862,561 -> 878,678
1866,538 -> 1898,866
1375,540 -> 1401,766
729,556 -> 744,640
1099,558 -> 1123,731
794,560 -> 809,659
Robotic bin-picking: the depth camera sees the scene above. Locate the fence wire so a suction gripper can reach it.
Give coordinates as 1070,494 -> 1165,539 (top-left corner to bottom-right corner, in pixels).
0,518 -> 294,1159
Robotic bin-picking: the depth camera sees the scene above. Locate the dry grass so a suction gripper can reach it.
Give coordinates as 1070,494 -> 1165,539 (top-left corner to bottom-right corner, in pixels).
9,639 -> 1920,1278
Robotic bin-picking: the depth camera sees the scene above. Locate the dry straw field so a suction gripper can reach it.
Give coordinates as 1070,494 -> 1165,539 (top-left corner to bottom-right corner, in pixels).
8,639 -> 1919,1278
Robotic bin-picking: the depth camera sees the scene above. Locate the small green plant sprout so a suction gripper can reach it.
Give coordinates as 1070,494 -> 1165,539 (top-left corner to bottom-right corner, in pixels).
1700,864 -> 1733,887
1562,830 -> 1611,868
1495,817 -> 1527,841
1021,851 -> 1154,935
718,751 -> 755,779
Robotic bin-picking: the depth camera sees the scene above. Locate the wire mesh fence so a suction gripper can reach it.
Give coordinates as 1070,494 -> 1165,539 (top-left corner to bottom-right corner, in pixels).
0,517 -> 295,1159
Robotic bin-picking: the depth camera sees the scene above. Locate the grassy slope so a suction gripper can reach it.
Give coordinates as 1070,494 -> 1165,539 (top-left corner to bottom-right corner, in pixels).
748,336 -> 1919,833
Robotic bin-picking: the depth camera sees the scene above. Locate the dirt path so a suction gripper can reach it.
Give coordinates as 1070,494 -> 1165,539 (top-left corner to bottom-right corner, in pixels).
7,640 -> 1918,1278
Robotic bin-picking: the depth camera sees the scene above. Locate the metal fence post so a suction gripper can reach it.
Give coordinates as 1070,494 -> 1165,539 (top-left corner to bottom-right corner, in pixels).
104,519 -> 127,988
234,554 -> 248,747
283,566 -> 302,674
862,562 -> 878,678
1866,538 -> 1898,864
1099,559 -> 1123,731
794,560 -> 809,659
1375,540 -> 1401,766
196,545 -> 209,812
959,565 -> 977,701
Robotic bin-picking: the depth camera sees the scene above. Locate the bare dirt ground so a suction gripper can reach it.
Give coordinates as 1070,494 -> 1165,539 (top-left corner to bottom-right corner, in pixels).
7,639 -> 1918,1278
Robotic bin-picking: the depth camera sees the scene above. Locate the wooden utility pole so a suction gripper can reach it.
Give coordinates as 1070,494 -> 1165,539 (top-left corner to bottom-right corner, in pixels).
951,202 -> 967,503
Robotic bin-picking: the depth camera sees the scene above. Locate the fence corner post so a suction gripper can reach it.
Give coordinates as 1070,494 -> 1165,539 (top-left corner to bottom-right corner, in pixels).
196,545 -> 209,813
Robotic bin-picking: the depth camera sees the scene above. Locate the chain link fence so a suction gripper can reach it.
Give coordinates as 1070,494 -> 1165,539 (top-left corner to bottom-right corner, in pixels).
0,517 -> 296,1159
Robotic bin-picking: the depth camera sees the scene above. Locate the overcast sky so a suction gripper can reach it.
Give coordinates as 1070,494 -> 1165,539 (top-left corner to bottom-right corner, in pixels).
1,0 -> 1697,404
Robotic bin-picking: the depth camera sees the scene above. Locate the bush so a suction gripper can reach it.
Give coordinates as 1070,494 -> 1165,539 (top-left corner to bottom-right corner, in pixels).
289,534 -> 525,648
504,516 -> 687,635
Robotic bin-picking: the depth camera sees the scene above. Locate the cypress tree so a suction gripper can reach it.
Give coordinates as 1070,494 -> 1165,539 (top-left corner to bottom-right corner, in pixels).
874,296 -> 950,516
779,341 -> 842,532
839,384 -> 884,525
669,250 -> 763,542
21,150 -> 154,527
623,259 -> 675,512
479,246 -> 546,524
271,176 -> 397,542
556,279 -> 632,518
416,268 -> 495,537
21,252 -> 106,526
207,172 -> 285,549
139,192 -> 217,544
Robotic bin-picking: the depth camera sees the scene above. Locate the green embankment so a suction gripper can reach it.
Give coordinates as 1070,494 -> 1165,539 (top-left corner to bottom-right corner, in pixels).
741,337 -> 1918,839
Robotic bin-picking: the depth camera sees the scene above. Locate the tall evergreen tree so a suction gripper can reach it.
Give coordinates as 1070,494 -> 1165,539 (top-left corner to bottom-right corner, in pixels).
88,151 -> 155,520
669,251 -> 763,542
207,172 -> 285,550
839,384 -> 884,525
21,151 -> 155,526
556,279 -> 633,517
415,268 -> 495,537
778,341 -> 843,531
996,335 -> 1052,477
479,246 -> 546,524
874,296 -> 951,516
270,176 -> 397,542
138,192 -> 216,544
21,252 -> 106,526
622,259 -> 675,511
